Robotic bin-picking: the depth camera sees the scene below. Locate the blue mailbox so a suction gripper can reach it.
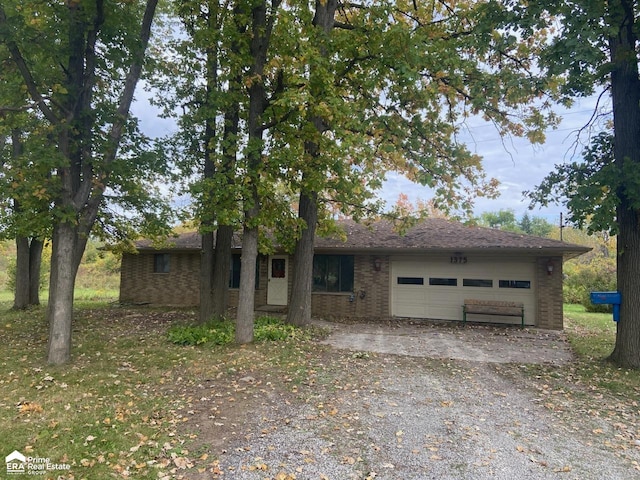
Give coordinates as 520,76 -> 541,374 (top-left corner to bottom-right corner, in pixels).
590,291 -> 622,322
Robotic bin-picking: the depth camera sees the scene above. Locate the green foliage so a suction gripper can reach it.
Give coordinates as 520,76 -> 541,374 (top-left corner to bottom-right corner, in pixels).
521,214 -> 554,237
167,318 -> 234,346
478,209 -> 519,231
0,0 -> 173,243
152,0 -> 566,240
564,257 -> 617,312
525,132 -> 618,234
1,238 -> 120,293
254,315 -> 300,341
4,249 -> 50,292
167,316 -> 302,346
475,209 -> 554,237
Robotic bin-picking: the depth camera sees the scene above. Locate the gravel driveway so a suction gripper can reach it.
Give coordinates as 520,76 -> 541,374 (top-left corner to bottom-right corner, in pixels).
187,321 -> 640,480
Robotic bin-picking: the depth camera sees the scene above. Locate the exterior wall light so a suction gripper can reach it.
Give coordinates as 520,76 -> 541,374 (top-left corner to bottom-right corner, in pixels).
373,257 -> 382,271
547,259 -> 554,275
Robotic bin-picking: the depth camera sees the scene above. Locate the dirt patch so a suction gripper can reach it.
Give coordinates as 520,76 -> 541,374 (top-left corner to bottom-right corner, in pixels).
315,319 -> 573,365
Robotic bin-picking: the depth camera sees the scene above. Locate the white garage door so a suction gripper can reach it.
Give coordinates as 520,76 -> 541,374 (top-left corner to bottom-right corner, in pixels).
391,257 -> 536,325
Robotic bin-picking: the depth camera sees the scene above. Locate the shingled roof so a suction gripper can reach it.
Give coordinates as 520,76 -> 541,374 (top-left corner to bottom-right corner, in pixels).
135,218 -> 590,259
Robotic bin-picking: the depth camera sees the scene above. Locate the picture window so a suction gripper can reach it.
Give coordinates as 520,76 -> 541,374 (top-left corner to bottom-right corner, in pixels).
313,255 -> 354,292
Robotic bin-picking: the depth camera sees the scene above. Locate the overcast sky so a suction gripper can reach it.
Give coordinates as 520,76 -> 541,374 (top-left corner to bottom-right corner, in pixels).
132,90 -> 609,225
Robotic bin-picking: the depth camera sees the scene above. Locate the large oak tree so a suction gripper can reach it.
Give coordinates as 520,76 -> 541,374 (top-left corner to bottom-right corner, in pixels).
0,0 -> 162,364
513,0 -> 640,368
280,0 -> 560,326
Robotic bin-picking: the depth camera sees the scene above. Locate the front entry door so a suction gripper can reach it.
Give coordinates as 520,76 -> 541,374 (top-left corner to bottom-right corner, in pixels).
267,255 -> 288,305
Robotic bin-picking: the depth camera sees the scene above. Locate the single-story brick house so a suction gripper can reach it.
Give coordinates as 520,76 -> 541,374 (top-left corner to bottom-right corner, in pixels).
119,218 -> 590,329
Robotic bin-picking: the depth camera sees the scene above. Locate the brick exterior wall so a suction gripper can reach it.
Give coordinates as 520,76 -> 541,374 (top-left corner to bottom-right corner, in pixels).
311,254 -> 391,320
535,256 -> 564,330
120,252 -> 200,306
120,252 -> 564,328
120,251 -> 269,308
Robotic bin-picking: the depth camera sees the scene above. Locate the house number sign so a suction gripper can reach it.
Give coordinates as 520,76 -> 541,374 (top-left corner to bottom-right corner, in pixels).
450,255 -> 467,264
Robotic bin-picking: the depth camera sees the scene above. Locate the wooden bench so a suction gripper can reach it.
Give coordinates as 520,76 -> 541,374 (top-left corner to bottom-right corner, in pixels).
462,299 -> 525,327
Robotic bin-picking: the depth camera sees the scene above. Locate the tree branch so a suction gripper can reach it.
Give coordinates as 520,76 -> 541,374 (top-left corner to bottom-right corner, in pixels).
77,0 -> 159,214
0,6 -> 60,124
102,0 -> 159,166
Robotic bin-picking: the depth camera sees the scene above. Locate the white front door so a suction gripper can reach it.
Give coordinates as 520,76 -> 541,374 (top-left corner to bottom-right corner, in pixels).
267,255 -> 288,305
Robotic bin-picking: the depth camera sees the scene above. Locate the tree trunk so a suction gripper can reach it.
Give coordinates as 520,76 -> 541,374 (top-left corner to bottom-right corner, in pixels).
13,237 -> 44,309
199,231 -> 215,323
607,1 -> 640,368
28,238 -> 43,305
211,66 -> 241,319
212,224 -> 233,317
11,130 -> 40,310
611,206 -> 640,368
13,237 -> 30,310
46,222 -> 86,365
236,220 -> 258,344
285,0 -> 337,327
235,0 -> 278,342
286,192 -> 318,326
198,0 -> 220,324
201,226 -> 234,323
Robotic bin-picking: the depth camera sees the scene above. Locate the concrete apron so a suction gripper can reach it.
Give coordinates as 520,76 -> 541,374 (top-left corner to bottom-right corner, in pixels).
315,320 -> 573,365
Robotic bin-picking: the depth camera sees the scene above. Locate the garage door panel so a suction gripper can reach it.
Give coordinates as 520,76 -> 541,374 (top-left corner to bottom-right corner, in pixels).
393,287 -> 429,317
392,257 -> 536,325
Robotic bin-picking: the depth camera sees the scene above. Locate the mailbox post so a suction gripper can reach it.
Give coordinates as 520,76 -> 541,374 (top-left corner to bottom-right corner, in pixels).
590,291 -> 622,322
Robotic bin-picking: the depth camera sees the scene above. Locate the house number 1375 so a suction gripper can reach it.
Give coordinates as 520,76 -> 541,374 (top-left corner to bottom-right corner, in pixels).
450,256 -> 467,264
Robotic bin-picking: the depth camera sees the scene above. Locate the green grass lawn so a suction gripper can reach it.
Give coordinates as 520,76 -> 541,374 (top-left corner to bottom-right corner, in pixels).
562,303 -> 640,395
563,303 -> 617,358
0,288 -> 119,304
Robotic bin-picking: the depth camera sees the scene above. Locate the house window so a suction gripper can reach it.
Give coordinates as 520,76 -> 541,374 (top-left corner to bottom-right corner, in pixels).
463,279 -> 493,288
153,253 -> 170,273
313,255 -> 354,292
397,277 -> 424,285
499,280 -> 531,289
229,254 -> 260,289
230,255 -> 241,288
429,277 -> 457,286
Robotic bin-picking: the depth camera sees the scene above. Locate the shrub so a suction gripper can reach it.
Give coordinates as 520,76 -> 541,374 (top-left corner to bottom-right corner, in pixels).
255,316 -> 298,341
167,318 -> 234,345
167,316 -> 300,346
4,249 -> 51,292
563,256 -> 616,312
